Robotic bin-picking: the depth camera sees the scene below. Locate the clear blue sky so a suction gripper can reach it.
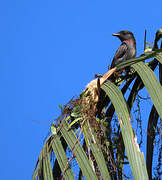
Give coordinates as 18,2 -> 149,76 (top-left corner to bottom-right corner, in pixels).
0,0 -> 161,179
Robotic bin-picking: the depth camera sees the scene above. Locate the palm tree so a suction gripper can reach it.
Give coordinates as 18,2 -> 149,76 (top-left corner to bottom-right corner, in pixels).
32,29 -> 162,180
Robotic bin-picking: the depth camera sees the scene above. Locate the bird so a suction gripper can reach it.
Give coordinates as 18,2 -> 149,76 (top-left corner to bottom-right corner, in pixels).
110,30 -> 136,69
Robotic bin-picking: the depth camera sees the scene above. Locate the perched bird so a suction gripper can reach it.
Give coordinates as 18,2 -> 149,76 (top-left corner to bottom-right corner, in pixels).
110,30 -> 136,69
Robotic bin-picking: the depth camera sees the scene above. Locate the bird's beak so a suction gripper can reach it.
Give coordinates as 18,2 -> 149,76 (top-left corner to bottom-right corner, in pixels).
112,33 -> 120,37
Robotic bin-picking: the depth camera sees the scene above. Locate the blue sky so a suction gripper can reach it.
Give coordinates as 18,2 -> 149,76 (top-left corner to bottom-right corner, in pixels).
0,0 -> 161,179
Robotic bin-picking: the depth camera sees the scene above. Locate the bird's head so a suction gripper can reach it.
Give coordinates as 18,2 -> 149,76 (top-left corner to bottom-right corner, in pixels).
112,30 -> 135,42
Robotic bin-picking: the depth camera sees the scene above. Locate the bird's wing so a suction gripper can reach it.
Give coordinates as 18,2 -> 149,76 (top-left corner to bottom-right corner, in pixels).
111,43 -> 128,68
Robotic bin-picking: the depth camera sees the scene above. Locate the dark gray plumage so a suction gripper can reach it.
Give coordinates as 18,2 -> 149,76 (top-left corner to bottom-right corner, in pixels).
111,30 -> 136,69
